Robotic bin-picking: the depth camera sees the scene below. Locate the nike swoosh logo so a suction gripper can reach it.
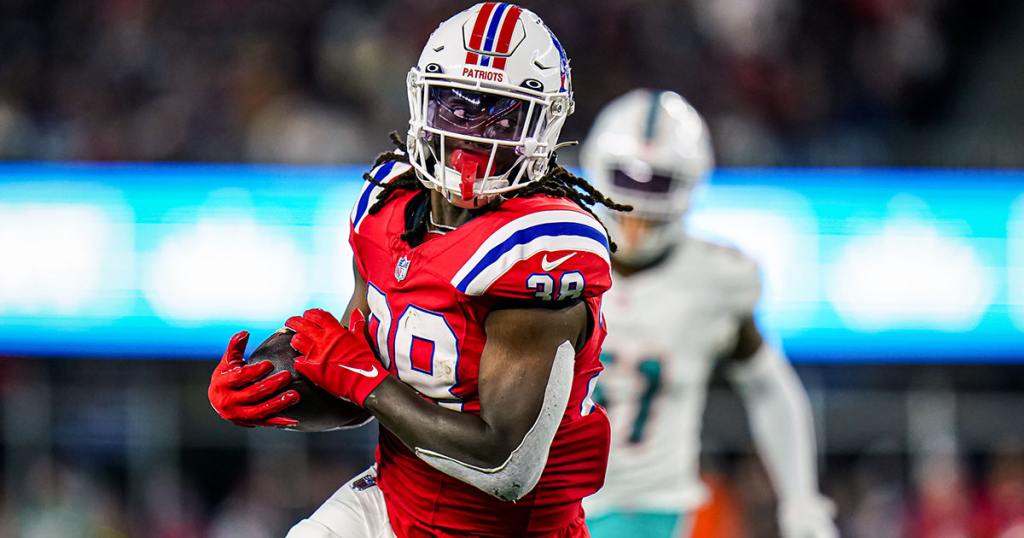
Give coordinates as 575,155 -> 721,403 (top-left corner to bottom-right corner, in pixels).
541,252 -> 576,272
340,364 -> 379,378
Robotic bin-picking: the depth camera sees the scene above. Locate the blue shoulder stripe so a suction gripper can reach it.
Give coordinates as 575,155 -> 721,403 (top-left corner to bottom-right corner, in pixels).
454,221 -> 609,293
352,161 -> 397,229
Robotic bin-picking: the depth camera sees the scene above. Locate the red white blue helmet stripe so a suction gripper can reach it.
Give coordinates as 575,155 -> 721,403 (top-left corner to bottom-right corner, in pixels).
465,3 -> 524,70
479,3 -> 509,66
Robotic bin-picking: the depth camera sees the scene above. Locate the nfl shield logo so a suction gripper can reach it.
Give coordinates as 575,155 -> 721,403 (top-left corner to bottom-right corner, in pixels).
395,256 -> 411,282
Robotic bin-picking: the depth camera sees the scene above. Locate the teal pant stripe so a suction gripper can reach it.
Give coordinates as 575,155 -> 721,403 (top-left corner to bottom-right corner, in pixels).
587,512 -> 685,538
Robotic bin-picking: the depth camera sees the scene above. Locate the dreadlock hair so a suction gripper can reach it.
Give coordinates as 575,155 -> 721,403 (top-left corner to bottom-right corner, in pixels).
363,132 -> 633,250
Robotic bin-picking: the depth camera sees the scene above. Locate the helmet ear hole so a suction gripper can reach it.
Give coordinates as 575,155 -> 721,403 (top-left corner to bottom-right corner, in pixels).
425,63 -> 444,74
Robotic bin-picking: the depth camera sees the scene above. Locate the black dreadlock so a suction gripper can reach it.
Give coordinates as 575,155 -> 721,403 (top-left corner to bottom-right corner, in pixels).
363,132 -> 633,250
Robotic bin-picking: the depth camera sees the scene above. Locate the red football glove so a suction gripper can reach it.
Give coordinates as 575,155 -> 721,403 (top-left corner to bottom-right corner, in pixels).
208,330 -> 300,428
285,308 -> 387,406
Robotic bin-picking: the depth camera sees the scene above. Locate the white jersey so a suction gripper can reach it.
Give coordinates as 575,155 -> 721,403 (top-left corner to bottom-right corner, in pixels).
585,234 -> 761,516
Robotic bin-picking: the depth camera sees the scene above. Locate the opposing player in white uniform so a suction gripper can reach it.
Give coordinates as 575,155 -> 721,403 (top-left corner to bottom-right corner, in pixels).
581,90 -> 838,538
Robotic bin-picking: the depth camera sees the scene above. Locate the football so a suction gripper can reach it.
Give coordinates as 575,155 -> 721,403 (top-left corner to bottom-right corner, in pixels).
248,329 -> 373,432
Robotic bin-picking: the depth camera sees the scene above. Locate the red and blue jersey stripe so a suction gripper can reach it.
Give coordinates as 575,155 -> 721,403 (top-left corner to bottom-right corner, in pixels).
450,209 -> 610,296
351,161 -> 409,232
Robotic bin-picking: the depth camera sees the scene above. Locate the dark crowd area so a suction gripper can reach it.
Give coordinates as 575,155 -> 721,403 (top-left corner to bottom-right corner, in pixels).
0,0 -> 1022,168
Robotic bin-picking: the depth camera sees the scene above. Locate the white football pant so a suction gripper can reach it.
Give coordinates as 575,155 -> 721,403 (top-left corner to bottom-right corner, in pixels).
286,466 -> 396,538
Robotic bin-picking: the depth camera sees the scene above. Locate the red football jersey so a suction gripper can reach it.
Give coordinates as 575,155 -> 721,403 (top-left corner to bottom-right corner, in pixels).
348,161 -> 612,537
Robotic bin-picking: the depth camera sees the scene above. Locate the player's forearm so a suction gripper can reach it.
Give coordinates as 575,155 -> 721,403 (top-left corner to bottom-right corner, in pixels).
365,339 -> 575,502
727,344 -> 822,502
364,378 -> 519,469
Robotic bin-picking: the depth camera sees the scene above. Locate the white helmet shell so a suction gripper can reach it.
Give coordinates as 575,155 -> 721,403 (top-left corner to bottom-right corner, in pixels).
407,3 -> 574,208
581,89 -> 713,265
581,89 -> 713,221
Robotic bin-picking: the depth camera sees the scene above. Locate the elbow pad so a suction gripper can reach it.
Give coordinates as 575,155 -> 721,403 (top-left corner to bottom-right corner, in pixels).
414,341 -> 575,501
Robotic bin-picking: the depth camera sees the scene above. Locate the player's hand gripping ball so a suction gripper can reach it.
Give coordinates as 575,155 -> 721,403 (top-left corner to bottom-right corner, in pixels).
246,328 -> 374,432
208,326 -> 374,432
208,330 -> 300,428
285,308 -> 389,407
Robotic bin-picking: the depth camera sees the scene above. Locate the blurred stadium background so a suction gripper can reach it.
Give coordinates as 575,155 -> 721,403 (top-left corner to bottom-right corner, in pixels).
2,0 -> 1024,536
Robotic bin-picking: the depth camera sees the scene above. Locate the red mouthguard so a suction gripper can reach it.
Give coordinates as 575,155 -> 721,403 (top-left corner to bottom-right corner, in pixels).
450,149 -> 492,202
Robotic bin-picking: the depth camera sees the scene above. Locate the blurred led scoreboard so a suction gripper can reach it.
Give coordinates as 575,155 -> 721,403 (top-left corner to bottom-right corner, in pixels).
0,163 -> 1019,362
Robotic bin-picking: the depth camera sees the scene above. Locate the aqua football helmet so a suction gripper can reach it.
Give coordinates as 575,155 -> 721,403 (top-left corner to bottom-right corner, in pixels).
581,89 -> 713,264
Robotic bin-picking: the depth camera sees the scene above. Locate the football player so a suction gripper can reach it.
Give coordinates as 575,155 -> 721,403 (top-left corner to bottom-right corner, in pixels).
579,90 -> 838,538
208,4 -> 629,537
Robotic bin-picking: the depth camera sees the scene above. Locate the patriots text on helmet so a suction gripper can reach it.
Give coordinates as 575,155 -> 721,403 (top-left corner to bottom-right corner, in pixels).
462,67 -> 505,82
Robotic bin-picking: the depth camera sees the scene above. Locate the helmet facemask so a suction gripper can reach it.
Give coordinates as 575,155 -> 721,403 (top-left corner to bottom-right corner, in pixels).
407,69 -> 573,208
602,164 -> 694,266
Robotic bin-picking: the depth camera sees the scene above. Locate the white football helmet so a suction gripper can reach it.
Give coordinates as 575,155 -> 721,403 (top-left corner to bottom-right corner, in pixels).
581,89 -> 713,264
406,3 -> 574,208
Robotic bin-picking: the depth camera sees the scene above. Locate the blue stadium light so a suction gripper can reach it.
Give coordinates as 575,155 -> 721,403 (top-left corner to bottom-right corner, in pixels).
0,163 -> 1021,362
